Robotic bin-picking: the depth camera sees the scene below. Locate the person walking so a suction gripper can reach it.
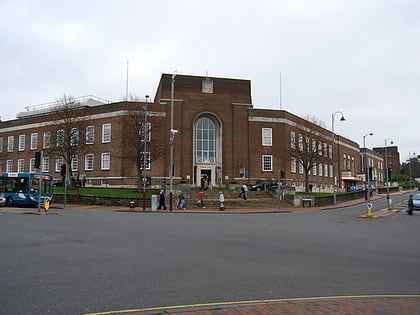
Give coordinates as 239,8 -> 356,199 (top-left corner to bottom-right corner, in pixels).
219,191 -> 225,211
242,184 -> 248,200
157,190 -> 166,210
196,191 -> 205,208
177,192 -> 186,210
407,194 -> 414,215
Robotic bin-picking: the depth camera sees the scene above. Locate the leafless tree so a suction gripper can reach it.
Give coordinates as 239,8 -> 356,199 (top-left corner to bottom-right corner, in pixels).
115,108 -> 166,191
46,95 -> 87,186
287,120 -> 332,192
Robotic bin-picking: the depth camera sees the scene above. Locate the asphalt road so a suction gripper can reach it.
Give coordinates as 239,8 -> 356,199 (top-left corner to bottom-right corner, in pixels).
0,192 -> 418,315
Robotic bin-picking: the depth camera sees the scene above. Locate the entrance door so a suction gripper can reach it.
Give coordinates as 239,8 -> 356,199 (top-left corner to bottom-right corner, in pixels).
200,169 -> 211,187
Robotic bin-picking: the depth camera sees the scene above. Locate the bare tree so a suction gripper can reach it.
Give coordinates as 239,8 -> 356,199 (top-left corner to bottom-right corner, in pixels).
116,107 -> 166,191
287,121 -> 332,192
46,95 -> 87,186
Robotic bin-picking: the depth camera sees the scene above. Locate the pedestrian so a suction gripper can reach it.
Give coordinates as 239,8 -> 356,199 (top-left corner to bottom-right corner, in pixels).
157,190 -> 166,210
219,191 -> 225,211
407,195 -> 414,215
177,192 -> 186,210
196,191 -> 205,208
242,184 -> 248,200
203,177 -> 209,191
82,176 -> 87,187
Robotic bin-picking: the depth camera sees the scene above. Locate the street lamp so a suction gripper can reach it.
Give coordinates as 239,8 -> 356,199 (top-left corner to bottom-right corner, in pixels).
384,138 -> 393,210
169,74 -> 176,211
331,111 -> 346,205
142,95 -> 149,211
362,132 -> 373,197
362,132 -> 373,217
408,151 -> 416,190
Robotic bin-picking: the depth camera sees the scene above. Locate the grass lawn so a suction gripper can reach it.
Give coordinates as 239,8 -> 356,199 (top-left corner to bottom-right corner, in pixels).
54,187 -> 158,198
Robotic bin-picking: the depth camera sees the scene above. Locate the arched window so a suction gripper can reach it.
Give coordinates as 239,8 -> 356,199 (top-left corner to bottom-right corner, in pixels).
194,117 -> 216,163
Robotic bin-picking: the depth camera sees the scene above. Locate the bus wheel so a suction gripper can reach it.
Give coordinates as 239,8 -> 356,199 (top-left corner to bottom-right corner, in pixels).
6,197 -> 13,207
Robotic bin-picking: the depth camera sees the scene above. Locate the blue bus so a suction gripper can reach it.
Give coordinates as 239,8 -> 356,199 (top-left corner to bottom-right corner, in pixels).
0,172 -> 54,207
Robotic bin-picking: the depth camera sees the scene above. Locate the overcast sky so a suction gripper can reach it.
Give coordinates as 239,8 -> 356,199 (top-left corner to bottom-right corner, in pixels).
1,0 -> 418,163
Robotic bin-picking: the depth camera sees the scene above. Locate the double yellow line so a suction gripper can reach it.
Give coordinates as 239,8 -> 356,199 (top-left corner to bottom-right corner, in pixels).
84,294 -> 420,315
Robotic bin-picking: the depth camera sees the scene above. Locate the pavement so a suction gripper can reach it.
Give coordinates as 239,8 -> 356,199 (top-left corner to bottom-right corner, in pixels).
2,191 -> 419,315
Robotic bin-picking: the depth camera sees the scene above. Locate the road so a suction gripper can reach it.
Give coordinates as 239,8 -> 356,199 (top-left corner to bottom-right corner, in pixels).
0,192 -> 418,314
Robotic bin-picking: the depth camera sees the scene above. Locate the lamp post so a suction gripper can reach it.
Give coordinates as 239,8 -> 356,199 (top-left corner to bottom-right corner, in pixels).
142,95 -> 149,211
362,132 -> 373,216
169,74 -> 176,211
362,132 -> 373,195
384,138 -> 393,210
331,111 -> 346,205
408,151 -> 416,190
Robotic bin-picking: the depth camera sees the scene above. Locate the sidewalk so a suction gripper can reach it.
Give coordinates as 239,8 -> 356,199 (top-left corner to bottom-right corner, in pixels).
0,191 -> 407,218
102,295 -> 420,315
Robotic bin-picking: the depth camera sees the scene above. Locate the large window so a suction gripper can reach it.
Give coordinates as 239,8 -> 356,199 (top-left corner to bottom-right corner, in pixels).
101,153 -> 110,170
71,156 -> 78,172
86,126 -> 95,144
42,157 -> 49,173
31,133 -> 38,150
194,117 -> 216,164
19,135 -> 25,151
262,128 -> 272,146
85,154 -> 94,171
102,123 -> 111,143
43,131 -> 51,148
18,159 -> 25,172
7,136 -> 14,152
262,155 -> 273,172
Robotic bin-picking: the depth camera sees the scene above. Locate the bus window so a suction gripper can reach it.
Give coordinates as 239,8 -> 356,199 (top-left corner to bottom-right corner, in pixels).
6,178 -> 16,193
0,178 -> 5,192
16,178 -> 28,193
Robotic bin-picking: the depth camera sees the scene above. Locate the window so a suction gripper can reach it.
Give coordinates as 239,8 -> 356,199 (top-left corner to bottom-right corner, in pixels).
71,128 -> 79,146
85,154 -> 94,171
6,160 -> 13,172
140,152 -> 150,170
18,159 -> 25,172
298,134 -> 303,150
318,141 -> 322,156
7,136 -> 14,152
0,137 -> 3,153
42,157 -> 49,173
262,155 -> 273,172
19,135 -> 25,151
43,131 -> 51,148
194,117 -> 216,163
299,162 -> 304,174
328,144 -> 332,158
291,157 -> 297,173
262,128 -> 272,146
55,156 -> 64,172
57,129 -> 64,147
324,164 -> 328,177
313,163 -> 317,176
102,123 -> 111,143
30,133 -> 38,150
323,143 -> 328,157
101,153 -> 110,170
30,158 -> 36,172
71,156 -> 78,172
312,139 -> 317,153
329,165 -> 333,177
318,163 -> 323,176
290,132 -> 296,149
86,126 -> 95,144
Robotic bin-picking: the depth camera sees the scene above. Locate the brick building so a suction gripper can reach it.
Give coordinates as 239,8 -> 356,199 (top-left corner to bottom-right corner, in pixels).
0,73 -> 395,191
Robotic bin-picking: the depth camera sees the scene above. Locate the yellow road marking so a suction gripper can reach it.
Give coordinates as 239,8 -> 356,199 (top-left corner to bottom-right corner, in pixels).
83,294 -> 420,315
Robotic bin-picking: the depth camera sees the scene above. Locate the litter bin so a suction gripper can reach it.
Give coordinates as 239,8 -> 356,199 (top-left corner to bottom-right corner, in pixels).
151,194 -> 158,211
129,200 -> 135,209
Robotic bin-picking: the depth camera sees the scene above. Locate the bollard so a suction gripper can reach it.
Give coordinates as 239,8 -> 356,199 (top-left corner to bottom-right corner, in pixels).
129,200 -> 136,209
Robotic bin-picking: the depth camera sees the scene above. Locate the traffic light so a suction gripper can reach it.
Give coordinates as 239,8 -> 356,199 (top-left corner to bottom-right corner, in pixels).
60,164 -> 66,177
34,152 -> 42,169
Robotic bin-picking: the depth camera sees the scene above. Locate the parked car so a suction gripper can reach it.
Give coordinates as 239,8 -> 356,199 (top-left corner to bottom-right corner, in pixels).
249,180 -> 279,191
0,194 -> 6,206
412,193 -> 420,210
